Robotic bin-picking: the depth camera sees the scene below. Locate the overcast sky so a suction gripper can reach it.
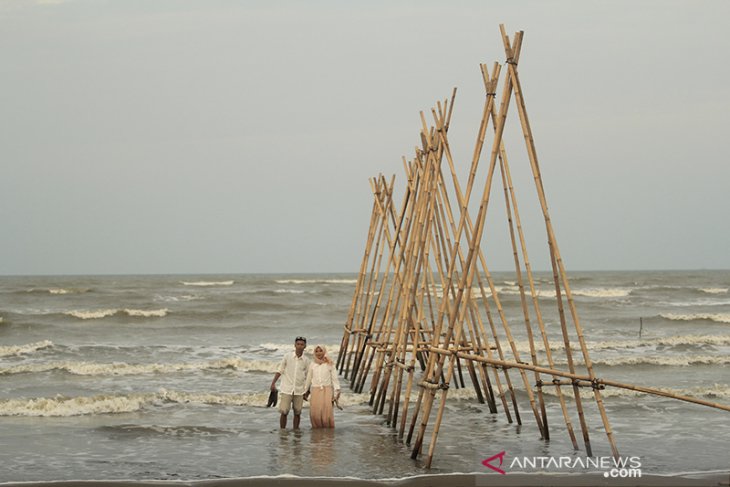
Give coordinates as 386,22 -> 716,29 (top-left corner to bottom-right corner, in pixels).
1,0 -> 729,275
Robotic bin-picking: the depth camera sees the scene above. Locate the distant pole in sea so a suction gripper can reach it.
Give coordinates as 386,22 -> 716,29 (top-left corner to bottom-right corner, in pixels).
639,317 -> 643,339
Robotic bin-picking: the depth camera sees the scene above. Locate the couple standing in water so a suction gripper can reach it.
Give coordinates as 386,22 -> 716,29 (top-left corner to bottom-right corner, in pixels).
270,336 -> 341,429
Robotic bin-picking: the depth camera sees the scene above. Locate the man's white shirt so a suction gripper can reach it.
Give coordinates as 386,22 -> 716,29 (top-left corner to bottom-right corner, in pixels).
277,351 -> 311,395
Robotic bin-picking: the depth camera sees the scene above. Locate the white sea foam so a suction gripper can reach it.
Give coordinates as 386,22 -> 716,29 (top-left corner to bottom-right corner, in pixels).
0,389 -> 371,417
587,334 -> 730,350
274,289 -> 305,294
28,287 -> 90,295
181,280 -> 234,286
0,357 -> 279,377
275,279 -> 357,285
474,334 -> 730,357
423,383 -> 730,401
0,393 -> 157,417
65,308 -> 169,319
49,288 -> 70,294
529,287 -> 631,298
154,294 -> 201,303
539,383 -> 730,400
660,313 -> 730,324
699,288 -> 729,294
435,286 -> 631,299
589,355 -> 730,367
125,309 -> 168,318
65,309 -> 118,319
0,340 -> 54,357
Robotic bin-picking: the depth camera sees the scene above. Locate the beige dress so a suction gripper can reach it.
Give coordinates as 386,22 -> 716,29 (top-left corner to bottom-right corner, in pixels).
305,362 -> 340,428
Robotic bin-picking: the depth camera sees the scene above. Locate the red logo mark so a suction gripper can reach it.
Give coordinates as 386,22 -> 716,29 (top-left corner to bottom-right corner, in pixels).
482,451 -> 506,475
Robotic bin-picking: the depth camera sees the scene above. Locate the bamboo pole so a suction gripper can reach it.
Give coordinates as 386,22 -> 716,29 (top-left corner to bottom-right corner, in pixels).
375,144 -> 437,414
350,175 -> 398,390
433,91 -> 523,424
499,24 -> 617,457
339,178 -> 386,376
366,159 -> 423,403
491,96 -> 579,449
433,61 -> 534,431
349,177 -> 392,383
354,173 -> 409,392
410,54 -> 516,461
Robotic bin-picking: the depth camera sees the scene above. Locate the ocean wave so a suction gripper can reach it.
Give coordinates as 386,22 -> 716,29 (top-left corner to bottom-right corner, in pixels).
158,389 -> 369,408
586,334 -> 730,350
154,294 -> 202,302
26,287 -> 90,295
0,357 -> 279,377
292,335 -> 729,360
663,298 -> 730,307
181,281 -> 234,287
0,340 -> 54,357
466,334 -> 730,357
99,423 -> 238,437
528,287 -> 631,299
275,279 -> 357,285
589,355 -> 730,367
0,389 -> 371,417
539,383 -> 730,401
65,308 -> 169,320
432,286 -> 631,299
0,393 -> 157,417
699,288 -> 729,294
660,313 -> 730,324
446,383 -> 730,401
274,289 -> 305,294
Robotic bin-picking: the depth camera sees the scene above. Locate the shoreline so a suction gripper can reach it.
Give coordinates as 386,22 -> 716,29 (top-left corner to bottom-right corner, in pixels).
2,472 -> 729,487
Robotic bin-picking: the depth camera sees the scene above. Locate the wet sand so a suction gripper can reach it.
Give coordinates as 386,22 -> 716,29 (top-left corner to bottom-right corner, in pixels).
2,472 -> 729,487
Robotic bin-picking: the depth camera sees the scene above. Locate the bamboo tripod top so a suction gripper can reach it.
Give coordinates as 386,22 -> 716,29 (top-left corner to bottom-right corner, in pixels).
336,24 -> 730,469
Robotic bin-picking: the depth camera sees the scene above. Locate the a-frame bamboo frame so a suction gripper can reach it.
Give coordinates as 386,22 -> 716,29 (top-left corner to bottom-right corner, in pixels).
336,25 -> 730,468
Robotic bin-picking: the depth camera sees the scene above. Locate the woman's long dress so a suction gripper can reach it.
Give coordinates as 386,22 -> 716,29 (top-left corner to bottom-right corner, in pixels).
306,362 -> 339,428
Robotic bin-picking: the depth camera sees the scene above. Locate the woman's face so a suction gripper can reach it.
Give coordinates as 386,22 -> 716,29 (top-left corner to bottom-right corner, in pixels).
315,347 -> 325,360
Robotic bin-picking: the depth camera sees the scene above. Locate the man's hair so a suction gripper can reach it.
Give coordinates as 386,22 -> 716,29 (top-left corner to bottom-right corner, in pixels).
295,336 -> 307,344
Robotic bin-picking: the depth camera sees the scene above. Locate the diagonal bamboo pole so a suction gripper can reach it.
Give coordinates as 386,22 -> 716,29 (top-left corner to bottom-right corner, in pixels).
353,173 -> 406,390
433,89 -> 526,424
349,177 -> 393,381
365,160 -> 423,402
410,73 -> 514,460
499,23 -> 618,457
374,148 -> 436,414
349,175 -> 397,387
339,177 -> 387,375
492,104 -> 580,449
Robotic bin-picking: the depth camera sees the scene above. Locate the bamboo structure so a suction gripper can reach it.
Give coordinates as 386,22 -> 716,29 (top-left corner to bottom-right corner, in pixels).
336,25 -> 730,468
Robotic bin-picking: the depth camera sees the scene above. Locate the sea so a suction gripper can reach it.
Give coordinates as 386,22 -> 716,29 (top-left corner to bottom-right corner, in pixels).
1,270 -> 729,483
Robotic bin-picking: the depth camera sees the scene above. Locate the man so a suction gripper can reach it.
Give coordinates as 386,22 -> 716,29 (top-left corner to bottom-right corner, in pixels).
270,336 -> 310,429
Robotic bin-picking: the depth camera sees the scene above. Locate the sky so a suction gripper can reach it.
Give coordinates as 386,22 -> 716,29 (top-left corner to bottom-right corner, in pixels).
1,0 -> 729,275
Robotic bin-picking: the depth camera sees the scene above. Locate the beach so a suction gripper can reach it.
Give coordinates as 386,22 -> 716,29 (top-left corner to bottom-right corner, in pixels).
2,472 -> 729,487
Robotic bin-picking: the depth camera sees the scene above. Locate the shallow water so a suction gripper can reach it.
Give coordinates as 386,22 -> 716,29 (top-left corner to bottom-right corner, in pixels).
1,271 -> 729,481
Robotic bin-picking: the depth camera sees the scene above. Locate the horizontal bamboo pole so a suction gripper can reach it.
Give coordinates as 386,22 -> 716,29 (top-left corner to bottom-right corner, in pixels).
454,351 -> 730,413
455,351 -> 590,381
599,378 -> 730,413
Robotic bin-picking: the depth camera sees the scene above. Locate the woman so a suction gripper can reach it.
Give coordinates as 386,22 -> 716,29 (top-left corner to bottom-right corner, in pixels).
303,345 -> 340,428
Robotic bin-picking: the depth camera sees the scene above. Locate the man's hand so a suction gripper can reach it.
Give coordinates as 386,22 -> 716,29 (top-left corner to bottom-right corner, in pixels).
303,391 -> 310,401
